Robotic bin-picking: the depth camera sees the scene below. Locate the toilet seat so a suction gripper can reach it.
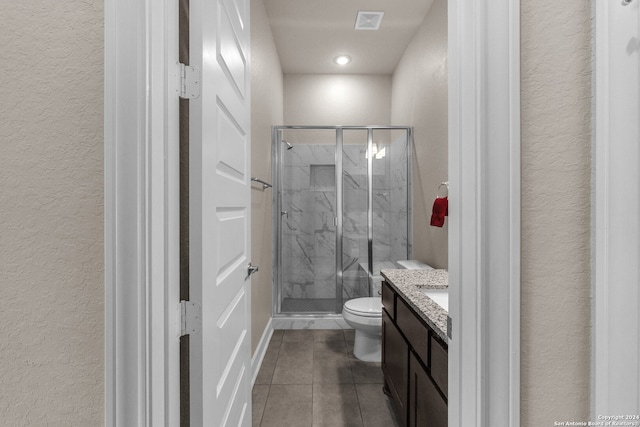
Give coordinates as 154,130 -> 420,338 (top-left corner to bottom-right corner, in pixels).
343,297 -> 382,318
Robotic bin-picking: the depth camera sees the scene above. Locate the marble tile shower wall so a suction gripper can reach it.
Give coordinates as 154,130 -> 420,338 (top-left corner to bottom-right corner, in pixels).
282,144 -> 337,301
281,141 -> 409,302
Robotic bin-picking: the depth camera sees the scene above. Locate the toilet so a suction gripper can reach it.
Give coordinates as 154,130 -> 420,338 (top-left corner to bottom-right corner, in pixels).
343,297 -> 383,362
342,260 -> 433,362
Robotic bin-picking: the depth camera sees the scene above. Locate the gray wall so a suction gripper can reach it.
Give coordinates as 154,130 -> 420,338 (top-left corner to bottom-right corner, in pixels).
391,0 -> 448,269
284,74 -> 392,125
0,1 -> 104,424
251,0 -> 284,353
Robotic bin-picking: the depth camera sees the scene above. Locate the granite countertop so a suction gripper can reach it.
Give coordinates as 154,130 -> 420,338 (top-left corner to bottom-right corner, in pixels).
380,269 -> 449,343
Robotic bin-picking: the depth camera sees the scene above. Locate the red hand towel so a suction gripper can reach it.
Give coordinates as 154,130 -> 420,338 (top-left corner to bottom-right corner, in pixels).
430,197 -> 448,227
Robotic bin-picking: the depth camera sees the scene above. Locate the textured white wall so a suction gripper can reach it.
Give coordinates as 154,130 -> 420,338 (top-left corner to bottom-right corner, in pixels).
0,1 -> 104,425
391,0 -> 448,269
521,1 -> 592,424
283,74 -> 392,125
251,0 -> 284,353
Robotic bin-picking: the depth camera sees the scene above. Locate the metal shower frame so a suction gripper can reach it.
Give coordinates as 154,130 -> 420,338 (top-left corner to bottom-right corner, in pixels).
271,125 -> 413,317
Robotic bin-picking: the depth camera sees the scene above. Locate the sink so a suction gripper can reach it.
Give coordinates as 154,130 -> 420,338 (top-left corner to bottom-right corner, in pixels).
419,288 -> 449,311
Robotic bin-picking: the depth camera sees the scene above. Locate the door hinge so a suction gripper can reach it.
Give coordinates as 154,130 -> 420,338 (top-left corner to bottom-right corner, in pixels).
177,63 -> 200,99
447,315 -> 452,339
180,300 -> 201,337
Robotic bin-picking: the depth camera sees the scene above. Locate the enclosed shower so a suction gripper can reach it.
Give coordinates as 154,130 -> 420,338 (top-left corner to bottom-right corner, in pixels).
272,126 -> 412,317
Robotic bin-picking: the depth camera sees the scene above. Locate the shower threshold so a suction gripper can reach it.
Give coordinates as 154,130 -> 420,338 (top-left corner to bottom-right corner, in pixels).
272,311 -> 351,330
281,298 -> 338,313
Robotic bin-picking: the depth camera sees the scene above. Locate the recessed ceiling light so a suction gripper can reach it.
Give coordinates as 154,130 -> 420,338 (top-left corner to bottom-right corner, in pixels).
334,55 -> 351,65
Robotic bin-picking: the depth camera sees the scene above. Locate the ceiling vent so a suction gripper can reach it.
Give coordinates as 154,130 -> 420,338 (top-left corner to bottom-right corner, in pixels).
354,11 -> 384,30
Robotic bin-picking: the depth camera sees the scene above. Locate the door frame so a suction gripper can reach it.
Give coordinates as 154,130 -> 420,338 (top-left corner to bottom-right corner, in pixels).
104,0 -> 521,425
104,0 -> 180,425
592,0 -> 640,417
448,1 -> 521,425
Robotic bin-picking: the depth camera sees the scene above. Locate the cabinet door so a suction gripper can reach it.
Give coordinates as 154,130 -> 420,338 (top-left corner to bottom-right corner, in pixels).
382,310 -> 408,426
430,335 -> 448,399
408,352 -> 447,427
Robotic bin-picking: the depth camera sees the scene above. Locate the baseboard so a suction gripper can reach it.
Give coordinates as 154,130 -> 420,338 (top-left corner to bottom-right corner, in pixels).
251,317 -> 274,387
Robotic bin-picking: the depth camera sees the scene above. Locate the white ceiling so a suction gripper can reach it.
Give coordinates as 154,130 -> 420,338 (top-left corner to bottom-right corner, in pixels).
264,0 -> 435,75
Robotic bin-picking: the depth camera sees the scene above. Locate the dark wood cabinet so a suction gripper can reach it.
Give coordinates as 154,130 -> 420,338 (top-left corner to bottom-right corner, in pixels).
430,335 -> 448,399
396,297 -> 430,366
382,280 -> 448,427
409,352 -> 447,427
382,309 -> 408,426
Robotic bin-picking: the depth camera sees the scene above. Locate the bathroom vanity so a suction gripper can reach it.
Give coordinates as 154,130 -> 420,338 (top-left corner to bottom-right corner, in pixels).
380,269 -> 449,427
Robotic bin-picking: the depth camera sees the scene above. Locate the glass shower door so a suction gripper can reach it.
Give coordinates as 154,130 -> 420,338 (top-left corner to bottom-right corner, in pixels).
341,129 -> 370,302
341,128 -> 411,299
370,129 -> 411,294
278,128 -> 338,313
274,126 -> 411,315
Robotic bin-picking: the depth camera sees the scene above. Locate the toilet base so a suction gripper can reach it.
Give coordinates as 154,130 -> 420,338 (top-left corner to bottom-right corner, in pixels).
352,329 -> 381,362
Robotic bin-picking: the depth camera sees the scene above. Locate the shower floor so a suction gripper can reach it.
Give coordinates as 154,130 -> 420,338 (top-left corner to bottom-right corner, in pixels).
281,298 -> 340,313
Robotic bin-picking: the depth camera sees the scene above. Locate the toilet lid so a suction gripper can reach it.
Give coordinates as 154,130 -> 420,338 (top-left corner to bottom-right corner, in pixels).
344,297 -> 382,317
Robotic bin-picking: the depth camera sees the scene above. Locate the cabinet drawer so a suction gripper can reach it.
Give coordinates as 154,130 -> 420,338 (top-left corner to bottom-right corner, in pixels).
381,281 -> 395,319
430,335 -> 448,399
396,297 -> 429,366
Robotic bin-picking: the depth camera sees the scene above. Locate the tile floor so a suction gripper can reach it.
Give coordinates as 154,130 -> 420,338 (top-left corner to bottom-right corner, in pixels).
252,329 -> 401,427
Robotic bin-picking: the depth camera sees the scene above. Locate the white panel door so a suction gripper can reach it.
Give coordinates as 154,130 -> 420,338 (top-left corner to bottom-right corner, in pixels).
189,0 -> 252,425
